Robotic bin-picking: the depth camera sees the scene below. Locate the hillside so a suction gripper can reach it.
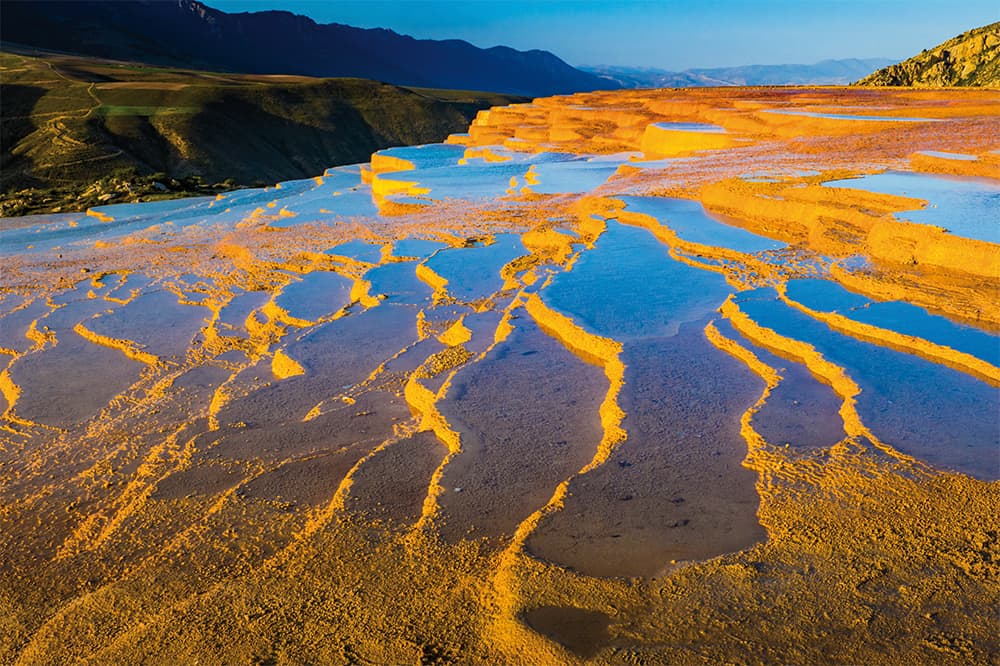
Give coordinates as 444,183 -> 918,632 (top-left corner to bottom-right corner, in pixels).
0,49 -> 524,217
0,0 -> 613,97
583,59 -> 895,88
856,22 -> 1000,87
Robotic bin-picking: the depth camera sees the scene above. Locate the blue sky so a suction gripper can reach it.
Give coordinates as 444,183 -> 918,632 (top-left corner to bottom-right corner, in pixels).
210,1 -> 999,70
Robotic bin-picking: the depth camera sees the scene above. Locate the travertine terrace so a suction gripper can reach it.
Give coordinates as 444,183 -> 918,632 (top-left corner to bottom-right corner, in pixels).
1,87 -> 998,664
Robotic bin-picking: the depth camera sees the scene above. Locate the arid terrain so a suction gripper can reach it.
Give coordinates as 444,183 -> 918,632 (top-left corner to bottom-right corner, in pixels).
0,48 -> 522,217
1,86 -> 998,664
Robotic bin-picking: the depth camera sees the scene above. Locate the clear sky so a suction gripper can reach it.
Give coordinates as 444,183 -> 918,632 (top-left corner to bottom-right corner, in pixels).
209,0 -> 998,70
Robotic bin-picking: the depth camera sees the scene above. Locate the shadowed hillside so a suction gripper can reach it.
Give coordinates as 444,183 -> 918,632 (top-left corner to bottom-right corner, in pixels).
0,49 -> 524,216
856,22 -> 1000,87
0,0 -> 613,97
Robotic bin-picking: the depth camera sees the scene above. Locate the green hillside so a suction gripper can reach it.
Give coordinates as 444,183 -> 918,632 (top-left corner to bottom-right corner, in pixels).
856,22 -> 1000,87
0,48 -> 523,216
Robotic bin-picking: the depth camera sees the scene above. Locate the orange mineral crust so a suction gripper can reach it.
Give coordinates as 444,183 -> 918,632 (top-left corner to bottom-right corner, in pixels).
1,87 -> 998,665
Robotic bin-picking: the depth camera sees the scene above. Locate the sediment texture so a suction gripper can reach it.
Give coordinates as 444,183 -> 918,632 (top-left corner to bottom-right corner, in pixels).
1,86 -> 998,665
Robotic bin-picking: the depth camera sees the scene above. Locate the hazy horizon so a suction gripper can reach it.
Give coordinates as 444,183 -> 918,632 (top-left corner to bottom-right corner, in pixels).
577,57 -> 895,72
209,0 -> 997,70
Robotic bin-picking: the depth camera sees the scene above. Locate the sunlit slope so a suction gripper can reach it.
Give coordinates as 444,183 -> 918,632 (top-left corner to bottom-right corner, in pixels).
856,21 -> 1000,87
1,86 -> 998,665
0,49 -> 524,216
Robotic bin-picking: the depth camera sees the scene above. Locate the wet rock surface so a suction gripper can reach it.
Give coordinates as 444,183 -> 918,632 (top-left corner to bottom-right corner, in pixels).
1,86 -> 998,665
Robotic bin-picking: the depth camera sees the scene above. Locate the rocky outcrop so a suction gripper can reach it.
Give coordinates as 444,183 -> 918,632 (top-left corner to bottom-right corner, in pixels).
856,22 -> 1000,87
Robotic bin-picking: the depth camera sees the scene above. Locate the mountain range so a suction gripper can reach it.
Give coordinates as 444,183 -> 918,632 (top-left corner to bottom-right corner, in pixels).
0,0 -> 612,97
582,59 -> 896,89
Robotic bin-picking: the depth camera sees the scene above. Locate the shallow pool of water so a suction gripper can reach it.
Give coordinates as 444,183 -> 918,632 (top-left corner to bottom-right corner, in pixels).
392,239 -> 448,259
620,196 -> 786,254
421,234 -> 525,302
528,159 -> 621,194
275,271 -> 354,323
373,143 -> 466,169
87,289 -> 210,361
762,110 -> 941,122
651,121 -> 727,133
398,161 -> 531,200
823,171 -> 1000,244
734,288 -> 999,480
543,222 -> 732,341
325,239 -> 382,263
712,317 -> 847,449
917,150 -> 977,161
785,278 -> 1000,367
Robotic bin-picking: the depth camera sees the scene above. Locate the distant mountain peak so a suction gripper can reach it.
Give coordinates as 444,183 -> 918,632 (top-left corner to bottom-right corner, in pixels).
581,58 -> 896,89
